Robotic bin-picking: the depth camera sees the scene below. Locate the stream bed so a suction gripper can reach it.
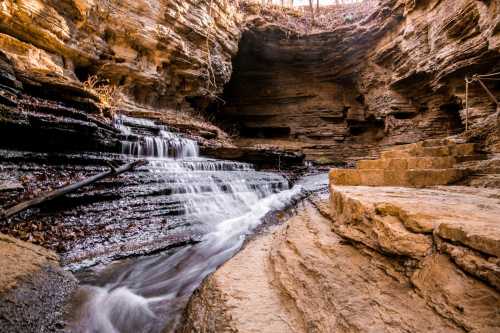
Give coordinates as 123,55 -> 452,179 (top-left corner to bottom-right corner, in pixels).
0,115 -> 327,332
65,116 -> 311,332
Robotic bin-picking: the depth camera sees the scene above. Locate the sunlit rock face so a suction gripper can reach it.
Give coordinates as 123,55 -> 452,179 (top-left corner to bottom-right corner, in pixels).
0,0 -> 240,107
219,0 -> 500,164
0,0 -> 241,153
183,186 -> 500,333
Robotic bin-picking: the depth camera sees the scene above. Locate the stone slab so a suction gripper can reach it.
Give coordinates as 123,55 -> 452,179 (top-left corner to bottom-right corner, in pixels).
330,186 -> 500,257
330,168 -> 464,187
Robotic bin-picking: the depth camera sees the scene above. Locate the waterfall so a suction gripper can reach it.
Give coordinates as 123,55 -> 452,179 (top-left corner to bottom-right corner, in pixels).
68,115 -> 305,333
114,115 -> 199,158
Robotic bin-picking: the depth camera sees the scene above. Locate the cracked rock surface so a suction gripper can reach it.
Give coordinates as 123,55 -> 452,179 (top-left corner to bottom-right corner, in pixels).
183,187 -> 500,333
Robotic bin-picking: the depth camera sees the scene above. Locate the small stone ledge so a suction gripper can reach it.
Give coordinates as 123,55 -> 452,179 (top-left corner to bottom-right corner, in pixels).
329,185 -> 500,260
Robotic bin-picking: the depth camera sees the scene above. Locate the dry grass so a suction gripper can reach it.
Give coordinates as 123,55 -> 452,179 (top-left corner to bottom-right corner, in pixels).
83,75 -> 123,111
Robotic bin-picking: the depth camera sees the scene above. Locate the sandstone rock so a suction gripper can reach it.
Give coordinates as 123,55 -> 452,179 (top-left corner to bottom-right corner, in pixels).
218,0 -> 500,164
436,237 -> 500,291
184,197 -> 500,332
330,186 -> 435,257
0,233 -> 58,293
0,0 -> 244,156
330,185 -> 500,250
411,254 -> 500,333
330,139 -> 485,187
201,145 -> 305,169
183,225 -> 294,333
1,0 -> 499,167
0,0 -> 241,108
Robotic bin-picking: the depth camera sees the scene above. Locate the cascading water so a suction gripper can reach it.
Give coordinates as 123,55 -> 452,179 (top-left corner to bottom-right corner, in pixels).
69,115 -> 304,332
114,115 -> 199,158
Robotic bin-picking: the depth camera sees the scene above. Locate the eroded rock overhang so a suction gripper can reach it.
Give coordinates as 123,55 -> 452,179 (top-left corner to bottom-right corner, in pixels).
216,0 -> 500,164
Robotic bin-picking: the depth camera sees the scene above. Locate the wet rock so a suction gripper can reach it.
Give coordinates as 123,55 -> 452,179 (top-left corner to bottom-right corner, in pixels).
0,0 -> 245,157
0,233 -> 77,333
0,147 -> 291,270
183,200 -> 484,332
201,145 -> 305,169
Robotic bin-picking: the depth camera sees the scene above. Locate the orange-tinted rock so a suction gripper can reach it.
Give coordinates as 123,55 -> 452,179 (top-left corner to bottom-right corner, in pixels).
184,192 -> 500,332
0,0 -> 241,108
330,139 -> 482,187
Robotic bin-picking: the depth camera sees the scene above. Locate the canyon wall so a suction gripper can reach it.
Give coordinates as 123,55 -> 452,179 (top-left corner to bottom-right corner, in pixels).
1,0 -> 497,163
0,0 -> 241,152
220,0 -> 500,164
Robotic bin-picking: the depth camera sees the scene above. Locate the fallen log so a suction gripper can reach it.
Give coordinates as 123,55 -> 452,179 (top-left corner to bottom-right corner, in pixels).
0,159 -> 147,221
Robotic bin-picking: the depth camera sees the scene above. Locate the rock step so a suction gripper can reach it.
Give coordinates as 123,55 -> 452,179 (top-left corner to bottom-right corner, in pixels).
389,138 -> 466,150
357,156 -> 456,170
330,168 -> 464,187
381,143 -> 479,159
332,139 -> 486,188
467,174 -> 500,188
455,154 -> 489,163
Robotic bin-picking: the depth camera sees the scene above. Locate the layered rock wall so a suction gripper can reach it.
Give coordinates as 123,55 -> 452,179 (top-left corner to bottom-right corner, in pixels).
0,0 -> 240,107
220,0 -> 500,163
1,0 -> 498,162
0,0 -> 241,152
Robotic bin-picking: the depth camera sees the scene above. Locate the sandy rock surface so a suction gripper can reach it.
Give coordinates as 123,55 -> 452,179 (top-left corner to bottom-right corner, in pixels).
183,187 -> 500,332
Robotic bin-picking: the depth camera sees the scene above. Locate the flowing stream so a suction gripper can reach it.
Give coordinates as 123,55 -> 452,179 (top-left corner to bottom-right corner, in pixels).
68,115 -> 305,332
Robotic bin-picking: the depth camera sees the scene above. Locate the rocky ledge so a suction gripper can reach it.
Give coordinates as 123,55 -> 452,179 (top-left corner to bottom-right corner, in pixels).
183,185 -> 500,332
0,0 -> 245,155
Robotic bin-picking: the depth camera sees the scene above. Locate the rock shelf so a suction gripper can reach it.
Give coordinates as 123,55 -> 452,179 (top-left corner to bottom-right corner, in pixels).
184,185 -> 500,332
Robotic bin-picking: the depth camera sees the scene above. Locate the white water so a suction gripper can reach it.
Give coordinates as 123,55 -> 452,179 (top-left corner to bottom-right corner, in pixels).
70,116 -> 305,332
114,115 -> 198,158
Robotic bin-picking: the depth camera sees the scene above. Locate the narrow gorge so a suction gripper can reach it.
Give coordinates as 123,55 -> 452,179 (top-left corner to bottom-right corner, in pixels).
0,0 -> 499,332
